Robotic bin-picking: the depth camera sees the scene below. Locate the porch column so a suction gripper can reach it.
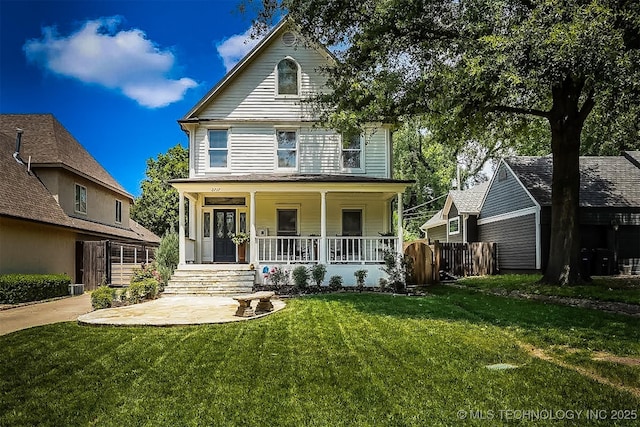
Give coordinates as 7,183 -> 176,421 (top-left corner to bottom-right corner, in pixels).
195,195 -> 202,263
320,191 -> 327,263
396,192 -> 404,255
250,191 -> 257,264
178,190 -> 186,266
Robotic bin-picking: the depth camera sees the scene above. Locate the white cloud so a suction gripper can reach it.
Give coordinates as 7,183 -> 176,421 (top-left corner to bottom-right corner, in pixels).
23,16 -> 197,108
216,26 -> 263,72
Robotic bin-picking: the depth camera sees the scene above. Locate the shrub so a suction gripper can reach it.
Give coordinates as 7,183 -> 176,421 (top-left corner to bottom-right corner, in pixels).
354,269 -> 368,291
381,250 -> 412,293
310,264 -> 327,286
0,274 -> 71,304
328,275 -> 343,291
292,266 -> 310,290
91,285 -> 115,309
378,278 -> 389,292
268,267 -> 289,287
155,231 -> 178,285
128,278 -> 159,303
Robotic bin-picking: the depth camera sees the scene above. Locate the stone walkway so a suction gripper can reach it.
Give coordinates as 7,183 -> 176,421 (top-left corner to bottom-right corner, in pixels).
78,295 -> 286,326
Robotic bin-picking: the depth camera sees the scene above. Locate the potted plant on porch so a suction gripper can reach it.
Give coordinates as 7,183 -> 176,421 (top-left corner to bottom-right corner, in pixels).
231,232 -> 250,263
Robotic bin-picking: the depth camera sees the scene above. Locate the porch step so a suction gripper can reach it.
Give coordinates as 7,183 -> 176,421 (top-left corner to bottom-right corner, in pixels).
164,268 -> 255,296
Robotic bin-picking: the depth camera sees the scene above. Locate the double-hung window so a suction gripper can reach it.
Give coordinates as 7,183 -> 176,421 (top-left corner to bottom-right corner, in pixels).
448,217 -> 460,235
75,184 -> 87,214
208,129 -> 228,169
276,130 -> 297,170
115,200 -> 122,223
342,132 -> 363,171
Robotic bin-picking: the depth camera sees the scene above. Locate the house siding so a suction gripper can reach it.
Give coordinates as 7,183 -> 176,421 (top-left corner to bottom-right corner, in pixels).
427,224 -> 447,242
479,163 -> 535,219
478,214 -> 537,270
0,217 -> 77,281
197,35 -> 328,122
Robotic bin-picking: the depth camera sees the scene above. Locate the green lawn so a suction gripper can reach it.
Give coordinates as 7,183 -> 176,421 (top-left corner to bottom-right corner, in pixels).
458,274 -> 640,305
1,290 -> 639,426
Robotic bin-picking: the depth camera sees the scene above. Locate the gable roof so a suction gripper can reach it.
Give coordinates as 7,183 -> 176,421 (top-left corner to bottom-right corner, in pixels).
181,17 -> 335,122
0,131 -> 159,244
420,209 -> 445,230
505,152 -> 640,208
0,114 -> 132,200
447,181 -> 490,215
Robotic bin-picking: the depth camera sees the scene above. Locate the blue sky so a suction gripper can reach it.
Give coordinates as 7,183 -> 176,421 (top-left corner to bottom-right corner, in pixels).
0,0 -> 269,196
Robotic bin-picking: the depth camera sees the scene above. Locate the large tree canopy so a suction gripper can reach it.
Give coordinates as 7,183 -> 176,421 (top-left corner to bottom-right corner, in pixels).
254,0 -> 640,284
132,144 -> 188,237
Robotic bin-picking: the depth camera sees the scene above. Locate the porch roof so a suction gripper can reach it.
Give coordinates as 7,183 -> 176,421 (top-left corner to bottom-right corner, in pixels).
170,174 -> 413,193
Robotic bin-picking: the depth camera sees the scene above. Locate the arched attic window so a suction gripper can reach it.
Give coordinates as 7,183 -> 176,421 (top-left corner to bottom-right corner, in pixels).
277,58 -> 299,96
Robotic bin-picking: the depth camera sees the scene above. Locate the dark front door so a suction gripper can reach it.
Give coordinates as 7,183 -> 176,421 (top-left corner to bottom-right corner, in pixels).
214,209 -> 236,262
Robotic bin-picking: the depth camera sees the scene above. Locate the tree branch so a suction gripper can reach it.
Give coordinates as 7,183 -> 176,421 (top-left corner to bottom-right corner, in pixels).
579,88 -> 596,123
492,105 -> 551,119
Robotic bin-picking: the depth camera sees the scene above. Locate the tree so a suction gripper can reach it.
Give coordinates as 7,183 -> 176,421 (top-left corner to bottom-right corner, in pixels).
253,0 -> 640,285
132,144 -> 188,236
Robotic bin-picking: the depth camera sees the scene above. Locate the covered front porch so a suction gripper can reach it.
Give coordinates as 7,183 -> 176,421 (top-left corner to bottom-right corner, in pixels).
172,175 -> 412,285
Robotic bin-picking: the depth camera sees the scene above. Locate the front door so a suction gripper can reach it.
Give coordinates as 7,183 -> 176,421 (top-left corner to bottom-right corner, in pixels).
213,209 -> 236,262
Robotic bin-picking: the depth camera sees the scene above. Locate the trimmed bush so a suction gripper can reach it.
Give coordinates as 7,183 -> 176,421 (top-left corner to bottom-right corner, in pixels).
328,275 -> 343,291
292,266 -> 310,290
354,269 -> 368,291
156,231 -> 178,285
0,274 -> 71,304
128,278 -> 159,303
91,286 -> 115,309
310,264 -> 327,286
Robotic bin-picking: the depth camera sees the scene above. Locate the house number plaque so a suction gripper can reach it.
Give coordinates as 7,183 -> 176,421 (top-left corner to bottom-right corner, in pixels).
211,187 -> 222,192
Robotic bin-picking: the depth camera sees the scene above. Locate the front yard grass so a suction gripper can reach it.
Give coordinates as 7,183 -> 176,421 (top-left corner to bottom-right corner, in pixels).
1,290 -> 639,426
458,274 -> 640,305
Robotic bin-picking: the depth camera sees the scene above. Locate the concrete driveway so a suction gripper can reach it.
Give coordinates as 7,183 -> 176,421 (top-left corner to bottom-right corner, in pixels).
0,293 -> 92,336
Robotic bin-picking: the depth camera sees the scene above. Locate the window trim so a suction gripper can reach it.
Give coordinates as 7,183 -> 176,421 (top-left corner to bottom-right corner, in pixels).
207,128 -> 230,171
448,217 -> 460,235
115,199 -> 123,224
275,128 -> 299,171
74,183 -> 87,215
275,57 -> 301,98
341,132 -> 365,173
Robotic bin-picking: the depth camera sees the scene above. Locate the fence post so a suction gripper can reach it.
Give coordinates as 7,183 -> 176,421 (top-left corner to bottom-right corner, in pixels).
433,240 -> 441,284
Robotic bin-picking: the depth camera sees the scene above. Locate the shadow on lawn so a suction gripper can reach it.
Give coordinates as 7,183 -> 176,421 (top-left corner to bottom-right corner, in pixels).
308,287 -> 640,351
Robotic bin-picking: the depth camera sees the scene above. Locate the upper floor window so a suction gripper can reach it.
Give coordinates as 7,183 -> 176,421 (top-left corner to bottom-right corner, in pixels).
115,200 -> 122,223
208,129 -> 228,168
342,132 -> 363,171
276,130 -> 297,169
74,184 -> 87,214
277,58 -> 299,96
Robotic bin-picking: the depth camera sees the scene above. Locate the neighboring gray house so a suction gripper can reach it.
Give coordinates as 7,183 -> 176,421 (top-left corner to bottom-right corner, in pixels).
476,152 -> 640,274
421,182 -> 489,244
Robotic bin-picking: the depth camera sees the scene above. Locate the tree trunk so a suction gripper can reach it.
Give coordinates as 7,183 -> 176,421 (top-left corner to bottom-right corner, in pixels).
541,78 -> 587,285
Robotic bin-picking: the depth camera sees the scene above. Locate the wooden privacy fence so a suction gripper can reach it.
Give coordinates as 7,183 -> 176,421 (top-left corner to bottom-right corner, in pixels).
110,243 -> 156,286
404,240 -> 497,285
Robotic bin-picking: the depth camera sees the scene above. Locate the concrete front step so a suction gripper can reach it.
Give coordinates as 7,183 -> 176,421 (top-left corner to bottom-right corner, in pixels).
165,268 -> 255,296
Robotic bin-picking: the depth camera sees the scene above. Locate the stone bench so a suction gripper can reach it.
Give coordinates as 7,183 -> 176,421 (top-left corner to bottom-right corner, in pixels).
233,291 -> 275,317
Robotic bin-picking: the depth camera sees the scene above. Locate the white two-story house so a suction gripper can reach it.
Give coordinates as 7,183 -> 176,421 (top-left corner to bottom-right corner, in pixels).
169,19 -> 412,288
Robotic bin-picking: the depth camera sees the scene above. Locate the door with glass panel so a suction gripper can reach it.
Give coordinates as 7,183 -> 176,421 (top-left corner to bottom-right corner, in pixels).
213,209 -> 236,262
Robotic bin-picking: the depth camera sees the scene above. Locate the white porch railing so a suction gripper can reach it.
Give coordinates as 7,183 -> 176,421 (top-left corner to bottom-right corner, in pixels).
256,236 -> 397,264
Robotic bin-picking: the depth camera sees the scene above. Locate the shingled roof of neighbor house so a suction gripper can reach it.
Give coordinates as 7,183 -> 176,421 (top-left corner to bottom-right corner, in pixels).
505,152 -> 640,208
0,131 -> 159,244
448,181 -> 490,214
0,114 -> 132,200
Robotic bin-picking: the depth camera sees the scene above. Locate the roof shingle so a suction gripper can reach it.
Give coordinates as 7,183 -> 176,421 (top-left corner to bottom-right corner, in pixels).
505,153 -> 640,207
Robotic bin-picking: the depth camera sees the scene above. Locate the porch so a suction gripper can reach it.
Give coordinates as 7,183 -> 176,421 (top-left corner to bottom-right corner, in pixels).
172,175 -> 412,284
